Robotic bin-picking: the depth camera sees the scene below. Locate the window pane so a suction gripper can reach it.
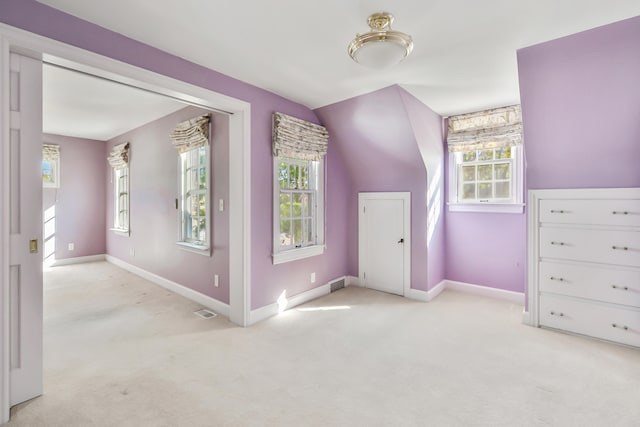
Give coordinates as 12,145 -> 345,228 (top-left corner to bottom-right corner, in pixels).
462,166 -> 475,182
190,217 -> 198,240
293,219 -> 303,246
478,183 -> 492,199
494,163 -> 511,179
462,184 -> 475,200
292,193 -> 302,217
495,147 -> 512,159
478,149 -> 493,161
199,167 -> 206,189
477,165 -> 492,181
279,193 -> 291,219
306,219 -> 313,243
495,182 -> 510,198
289,164 -> 298,189
280,220 -> 291,246
462,151 -> 476,162
300,165 -> 309,189
199,194 -> 206,217
199,218 -> 206,241
301,193 -> 310,217
278,162 -> 288,189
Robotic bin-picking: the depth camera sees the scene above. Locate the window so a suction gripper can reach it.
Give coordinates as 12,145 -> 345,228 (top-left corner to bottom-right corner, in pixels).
42,143 -> 60,188
273,156 -> 324,264
446,105 -> 524,213
448,146 -> 523,213
178,146 -> 210,251
113,167 -> 129,232
42,158 -> 59,188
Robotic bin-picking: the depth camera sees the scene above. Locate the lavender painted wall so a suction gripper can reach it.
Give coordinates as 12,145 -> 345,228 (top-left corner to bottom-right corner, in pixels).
43,133 -> 106,260
105,107 -> 230,302
316,85 -> 445,291
518,15 -> 640,190
0,0 -> 350,309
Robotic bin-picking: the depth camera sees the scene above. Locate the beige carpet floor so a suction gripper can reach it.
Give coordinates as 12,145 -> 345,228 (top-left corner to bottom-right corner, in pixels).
6,261 -> 640,426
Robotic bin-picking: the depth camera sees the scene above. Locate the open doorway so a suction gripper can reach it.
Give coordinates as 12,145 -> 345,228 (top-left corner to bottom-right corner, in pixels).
1,27 -> 251,421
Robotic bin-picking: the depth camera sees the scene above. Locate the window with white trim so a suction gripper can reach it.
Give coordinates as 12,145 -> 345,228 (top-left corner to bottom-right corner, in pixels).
179,146 -> 210,249
273,157 -> 324,262
113,166 -> 129,232
42,143 -> 60,188
447,105 -> 524,213
271,112 -> 328,264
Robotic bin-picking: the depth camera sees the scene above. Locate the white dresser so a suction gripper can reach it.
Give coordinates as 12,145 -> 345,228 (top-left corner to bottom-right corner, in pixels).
528,188 -> 640,347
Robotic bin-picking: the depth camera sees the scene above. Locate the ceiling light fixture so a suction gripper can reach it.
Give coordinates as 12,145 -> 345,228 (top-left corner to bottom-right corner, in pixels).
348,12 -> 414,69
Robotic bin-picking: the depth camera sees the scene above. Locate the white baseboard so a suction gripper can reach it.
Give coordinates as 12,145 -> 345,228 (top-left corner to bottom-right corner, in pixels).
105,255 -> 230,318
249,276 -> 352,325
49,254 -> 106,267
522,309 -> 534,326
444,280 -> 525,305
406,280 -> 445,302
345,275 -> 360,287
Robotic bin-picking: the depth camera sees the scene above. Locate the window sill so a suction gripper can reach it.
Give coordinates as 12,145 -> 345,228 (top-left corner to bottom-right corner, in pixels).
273,245 -> 324,265
176,241 -> 211,256
110,228 -> 130,237
448,202 -> 524,214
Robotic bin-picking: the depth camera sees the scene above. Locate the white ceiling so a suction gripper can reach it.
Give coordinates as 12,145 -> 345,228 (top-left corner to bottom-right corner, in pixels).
39,0 -> 640,117
43,64 -> 186,140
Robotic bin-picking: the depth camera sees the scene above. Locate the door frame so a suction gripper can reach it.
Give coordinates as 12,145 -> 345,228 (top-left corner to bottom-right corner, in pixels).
0,23 -> 252,422
358,192 -> 411,297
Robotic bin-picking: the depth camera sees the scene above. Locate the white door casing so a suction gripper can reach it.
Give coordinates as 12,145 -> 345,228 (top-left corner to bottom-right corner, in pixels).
8,52 -> 43,406
359,192 -> 411,296
1,22 -> 252,424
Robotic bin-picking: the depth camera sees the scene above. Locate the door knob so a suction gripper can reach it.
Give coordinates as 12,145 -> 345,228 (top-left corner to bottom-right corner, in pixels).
398,238 -> 404,244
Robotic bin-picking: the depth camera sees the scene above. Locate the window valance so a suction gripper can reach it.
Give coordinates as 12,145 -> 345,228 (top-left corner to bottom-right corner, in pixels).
447,105 -> 522,152
170,114 -> 211,153
42,143 -> 60,161
108,142 -> 130,170
272,112 -> 329,161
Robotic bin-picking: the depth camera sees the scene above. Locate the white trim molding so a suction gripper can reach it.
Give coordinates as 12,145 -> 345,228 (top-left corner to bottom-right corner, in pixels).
105,255 -> 230,318
48,254 -> 106,267
249,276 -> 348,325
1,22 -> 252,420
445,280 -> 525,305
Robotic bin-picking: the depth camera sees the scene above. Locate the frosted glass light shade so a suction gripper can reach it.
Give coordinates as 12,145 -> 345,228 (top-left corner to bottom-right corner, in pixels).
352,40 -> 409,68
348,12 -> 413,69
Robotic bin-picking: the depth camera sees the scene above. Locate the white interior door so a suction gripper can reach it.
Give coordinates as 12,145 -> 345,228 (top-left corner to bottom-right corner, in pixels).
8,52 -> 43,406
359,192 -> 410,296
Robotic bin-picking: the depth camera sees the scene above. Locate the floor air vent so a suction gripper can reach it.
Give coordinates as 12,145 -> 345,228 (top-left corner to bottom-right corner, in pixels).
330,279 -> 345,293
194,308 -> 217,319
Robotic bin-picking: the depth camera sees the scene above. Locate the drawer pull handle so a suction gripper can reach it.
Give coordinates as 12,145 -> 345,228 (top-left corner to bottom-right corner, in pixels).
550,311 -> 564,317
550,241 -> 566,246
612,211 -> 629,215
550,210 -> 566,214
611,246 -> 628,251
550,276 -> 565,282
612,323 -> 629,331
611,285 -> 629,291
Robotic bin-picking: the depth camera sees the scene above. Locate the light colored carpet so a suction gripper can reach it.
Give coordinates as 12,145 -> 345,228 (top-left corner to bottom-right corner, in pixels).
6,261 -> 640,426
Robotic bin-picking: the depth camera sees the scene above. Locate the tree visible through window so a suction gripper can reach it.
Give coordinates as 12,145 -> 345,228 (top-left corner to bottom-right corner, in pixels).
180,146 -> 208,246
277,157 -> 318,249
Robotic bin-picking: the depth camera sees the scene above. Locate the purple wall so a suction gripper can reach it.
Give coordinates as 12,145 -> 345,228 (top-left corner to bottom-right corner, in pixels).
316,85 -> 445,291
43,134 -> 106,260
0,0 -> 350,310
106,107 -> 230,302
518,15 -> 640,190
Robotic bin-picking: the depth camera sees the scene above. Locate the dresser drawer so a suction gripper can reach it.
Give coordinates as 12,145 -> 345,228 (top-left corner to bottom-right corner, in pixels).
540,199 -> 640,227
540,294 -> 640,347
540,262 -> 640,308
540,227 -> 640,267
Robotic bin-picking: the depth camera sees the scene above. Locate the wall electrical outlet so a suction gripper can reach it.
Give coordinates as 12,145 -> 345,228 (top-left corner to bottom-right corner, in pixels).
68,243 -> 74,251
219,199 -> 224,212
214,274 -> 219,287
311,272 -> 316,283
